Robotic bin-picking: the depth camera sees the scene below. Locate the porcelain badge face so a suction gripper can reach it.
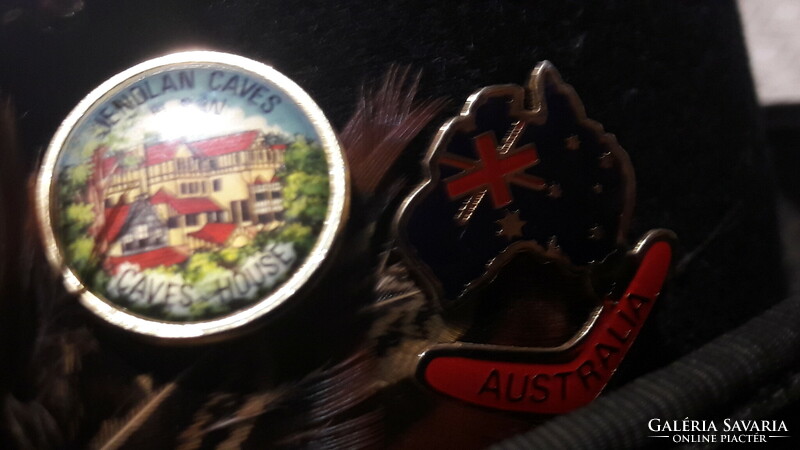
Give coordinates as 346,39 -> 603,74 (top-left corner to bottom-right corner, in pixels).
38,51 -> 348,340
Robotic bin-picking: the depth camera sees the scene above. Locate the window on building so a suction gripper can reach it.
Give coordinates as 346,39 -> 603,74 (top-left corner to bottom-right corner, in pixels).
207,211 -> 217,223
150,228 -> 164,246
231,201 -> 240,223
255,192 -> 268,202
210,159 -> 218,170
240,200 -> 251,222
186,214 -> 199,226
272,190 -> 282,199
180,183 -> 187,194
133,224 -> 148,240
168,216 -> 181,228
213,179 -> 222,191
257,213 -> 269,224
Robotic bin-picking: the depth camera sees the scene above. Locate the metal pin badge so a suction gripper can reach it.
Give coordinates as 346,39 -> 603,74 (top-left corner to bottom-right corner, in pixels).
395,61 -> 676,413
37,51 -> 348,341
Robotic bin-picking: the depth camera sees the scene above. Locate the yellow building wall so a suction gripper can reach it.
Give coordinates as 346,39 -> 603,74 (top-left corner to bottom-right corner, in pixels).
169,228 -> 186,247
207,172 -> 250,220
107,241 -> 123,257
99,142 -> 285,252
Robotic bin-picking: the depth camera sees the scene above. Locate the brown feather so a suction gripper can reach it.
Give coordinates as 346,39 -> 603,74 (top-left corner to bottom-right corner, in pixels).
92,380 -> 179,450
0,97 -> 69,449
341,66 -> 446,195
1,99 -> 152,449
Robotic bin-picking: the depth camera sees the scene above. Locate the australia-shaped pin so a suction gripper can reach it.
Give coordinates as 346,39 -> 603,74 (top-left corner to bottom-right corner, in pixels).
37,51 -> 348,341
395,61 -> 676,414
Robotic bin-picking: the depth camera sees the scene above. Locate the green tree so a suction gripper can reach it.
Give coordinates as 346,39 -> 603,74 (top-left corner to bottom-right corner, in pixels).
219,247 -> 241,267
283,172 -> 329,228
283,135 -> 328,174
63,203 -> 95,238
279,137 -> 329,231
184,252 -> 226,284
67,236 -> 95,279
278,223 -> 314,255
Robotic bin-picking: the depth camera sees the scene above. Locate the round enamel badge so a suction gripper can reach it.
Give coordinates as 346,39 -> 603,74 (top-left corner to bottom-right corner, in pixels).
37,51 -> 348,340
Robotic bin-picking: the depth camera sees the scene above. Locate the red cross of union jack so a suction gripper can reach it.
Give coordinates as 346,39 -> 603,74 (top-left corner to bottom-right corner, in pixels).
440,131 -> 545,208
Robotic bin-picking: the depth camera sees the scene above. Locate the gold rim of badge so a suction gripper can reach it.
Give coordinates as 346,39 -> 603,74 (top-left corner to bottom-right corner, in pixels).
36,51 -> 349,342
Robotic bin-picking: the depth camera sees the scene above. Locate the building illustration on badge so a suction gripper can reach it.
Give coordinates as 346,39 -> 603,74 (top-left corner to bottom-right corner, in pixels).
45,57 -> 343,326
95,130 -> 286,260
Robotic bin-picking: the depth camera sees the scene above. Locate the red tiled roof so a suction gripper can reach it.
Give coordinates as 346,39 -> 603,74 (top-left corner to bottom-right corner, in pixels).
92,146 -> 120,178
101,204 -> 130,243
254,175 -> 280,184
145,140 -> 184,166
110,131 -> 266,167
150,188 -> 172,204
150,188 -> 222,214
106,247 -> 188,272
190,130 -> 259,157
166,197 -> 223,215
188,223 -> 237,245
273,144 -> 287,150
101,156 -> 119,176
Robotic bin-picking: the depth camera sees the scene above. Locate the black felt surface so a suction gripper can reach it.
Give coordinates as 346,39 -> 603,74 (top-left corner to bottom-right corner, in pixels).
0,0 -> 785,383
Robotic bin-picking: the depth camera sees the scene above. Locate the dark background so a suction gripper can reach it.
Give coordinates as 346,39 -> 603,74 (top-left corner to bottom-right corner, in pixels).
0,0 -> 795,446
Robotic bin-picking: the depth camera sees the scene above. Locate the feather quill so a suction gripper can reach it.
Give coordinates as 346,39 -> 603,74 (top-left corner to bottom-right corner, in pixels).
341,66 -> 446,196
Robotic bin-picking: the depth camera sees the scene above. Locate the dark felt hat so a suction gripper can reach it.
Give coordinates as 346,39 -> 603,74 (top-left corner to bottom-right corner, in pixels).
1,1 -> 796,448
